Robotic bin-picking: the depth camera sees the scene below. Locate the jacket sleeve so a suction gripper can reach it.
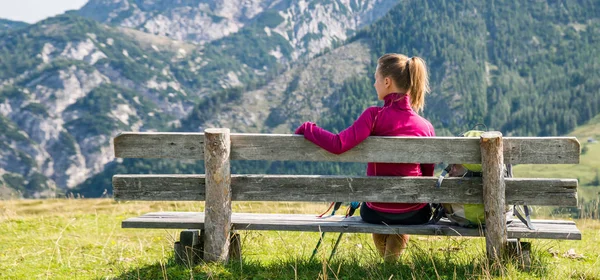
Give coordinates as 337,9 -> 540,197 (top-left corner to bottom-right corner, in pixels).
294,107 -> 378,155
420,122 -> 436,176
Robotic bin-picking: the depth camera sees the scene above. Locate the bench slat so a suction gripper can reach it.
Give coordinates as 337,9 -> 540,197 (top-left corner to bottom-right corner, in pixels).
114,133 -> 580,164
121,212 -> 581,240
113,175 -> 578,206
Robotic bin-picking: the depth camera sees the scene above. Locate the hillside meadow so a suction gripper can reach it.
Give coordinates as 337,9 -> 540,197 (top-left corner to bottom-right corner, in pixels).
0,199 -> 598,279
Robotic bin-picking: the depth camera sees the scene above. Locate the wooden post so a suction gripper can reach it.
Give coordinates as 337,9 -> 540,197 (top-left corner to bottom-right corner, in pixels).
203,128 -> 232,263
480,131 -> 507,263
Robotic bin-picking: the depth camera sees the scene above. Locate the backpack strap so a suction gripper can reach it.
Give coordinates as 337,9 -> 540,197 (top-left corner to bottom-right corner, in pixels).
429,203 -> 446,224
316,202 -> 335,218
316,202 -> 343,218
435,165 -> 453,188
431,165 -> 452,224
514,205 -> 536,230
345,202 -> 361,217
505,164 -> 536,230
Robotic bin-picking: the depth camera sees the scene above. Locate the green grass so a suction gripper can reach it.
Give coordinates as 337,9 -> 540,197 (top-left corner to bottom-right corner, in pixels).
0,199 -> 598,279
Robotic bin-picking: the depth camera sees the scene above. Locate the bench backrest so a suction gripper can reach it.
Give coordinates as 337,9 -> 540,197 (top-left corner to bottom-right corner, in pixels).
112,132 -> 580,207
114,132 -> 579,164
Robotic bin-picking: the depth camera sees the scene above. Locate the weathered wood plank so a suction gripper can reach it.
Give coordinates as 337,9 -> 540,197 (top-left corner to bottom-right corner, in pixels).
113,175 -> 578,206
113,174 -> 206,200
504,137 -> 580,164
519,219 -> 576,225
231,134 -> 481,164
203,128 -> 232,263
114,132 -> 204,159
113,133 -> 580,164
481,131 -> 507,261
120,212 -> 582,240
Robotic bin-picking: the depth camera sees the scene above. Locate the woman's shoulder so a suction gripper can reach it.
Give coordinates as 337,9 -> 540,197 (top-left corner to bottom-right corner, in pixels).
419,115 -> 434,126
362,106 -> 382,116
418,115 -> 436,135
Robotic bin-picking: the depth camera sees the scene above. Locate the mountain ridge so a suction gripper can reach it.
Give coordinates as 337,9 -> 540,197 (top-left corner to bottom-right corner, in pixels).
0,18 -> 28,33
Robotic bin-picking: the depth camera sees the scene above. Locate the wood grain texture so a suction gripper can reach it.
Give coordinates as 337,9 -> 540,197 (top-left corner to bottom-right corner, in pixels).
112,175 -> 578,206
481,131 -> 507,261
203,128 -> 231,263
503,137 -> 580,164
114,132 -> 204,159
121,212 -> 582,240
113,133 -> 579,164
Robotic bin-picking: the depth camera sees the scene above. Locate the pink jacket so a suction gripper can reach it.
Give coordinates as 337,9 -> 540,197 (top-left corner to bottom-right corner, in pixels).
295,93 -> 436,213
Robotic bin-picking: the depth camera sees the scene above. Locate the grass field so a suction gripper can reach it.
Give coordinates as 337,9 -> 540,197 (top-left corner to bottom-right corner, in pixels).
1,199 -> 598,279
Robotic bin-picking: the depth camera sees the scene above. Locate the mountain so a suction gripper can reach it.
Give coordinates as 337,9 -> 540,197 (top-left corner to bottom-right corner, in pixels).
183,0 -> 600,136
0,19 -> 28,33
77,0 -> 399,59
0,15 -> 202,197
181,40 -> 374,133
77,0 -> 278,43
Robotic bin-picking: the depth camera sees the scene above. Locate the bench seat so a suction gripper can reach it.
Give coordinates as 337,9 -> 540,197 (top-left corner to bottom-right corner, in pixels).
122,212 -> 581,240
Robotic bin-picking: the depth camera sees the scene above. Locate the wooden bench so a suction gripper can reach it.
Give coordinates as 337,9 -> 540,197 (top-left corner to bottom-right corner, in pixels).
112,129 -> 581,265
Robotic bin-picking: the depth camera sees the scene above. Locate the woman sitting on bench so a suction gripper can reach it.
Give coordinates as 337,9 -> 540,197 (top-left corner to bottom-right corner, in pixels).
295,53 -> 436,263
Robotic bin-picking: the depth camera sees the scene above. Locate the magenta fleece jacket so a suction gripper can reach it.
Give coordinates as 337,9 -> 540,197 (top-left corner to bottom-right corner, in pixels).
295,93 -> 436,214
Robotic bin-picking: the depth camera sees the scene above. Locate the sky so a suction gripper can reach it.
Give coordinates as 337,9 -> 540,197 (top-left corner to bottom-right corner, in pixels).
0,0 -> 88,24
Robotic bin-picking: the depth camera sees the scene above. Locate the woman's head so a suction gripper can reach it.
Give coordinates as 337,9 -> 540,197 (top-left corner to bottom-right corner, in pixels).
374,54 -> 430,112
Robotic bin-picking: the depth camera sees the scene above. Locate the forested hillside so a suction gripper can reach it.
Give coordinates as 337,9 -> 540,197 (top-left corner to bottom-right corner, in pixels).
180,0 -> 600,137
339,0 -> 600,137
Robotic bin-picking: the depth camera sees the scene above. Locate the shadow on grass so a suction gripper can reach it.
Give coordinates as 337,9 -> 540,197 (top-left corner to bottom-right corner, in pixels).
105,246 -> 551,280
106,259 -> 459,280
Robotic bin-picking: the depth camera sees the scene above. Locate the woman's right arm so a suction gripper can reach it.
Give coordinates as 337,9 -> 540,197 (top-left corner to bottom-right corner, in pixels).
295,107 -> 378,155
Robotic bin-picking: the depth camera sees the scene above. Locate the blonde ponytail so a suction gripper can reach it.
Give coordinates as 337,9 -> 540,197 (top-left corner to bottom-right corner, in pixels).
407,57 -> 430,113
377,54 -> 431,113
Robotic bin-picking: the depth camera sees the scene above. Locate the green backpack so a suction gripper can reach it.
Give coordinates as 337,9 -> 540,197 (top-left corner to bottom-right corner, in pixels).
433,130 -> 533,229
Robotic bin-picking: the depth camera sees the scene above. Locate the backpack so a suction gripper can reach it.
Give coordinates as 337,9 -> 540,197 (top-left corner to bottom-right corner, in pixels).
432,130 -> 535,229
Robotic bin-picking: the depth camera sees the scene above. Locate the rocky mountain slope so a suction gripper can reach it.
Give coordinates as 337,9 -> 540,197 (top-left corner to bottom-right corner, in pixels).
182,40 -> 373,133
77,0 -> 398,59
0,15 -> 200,197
